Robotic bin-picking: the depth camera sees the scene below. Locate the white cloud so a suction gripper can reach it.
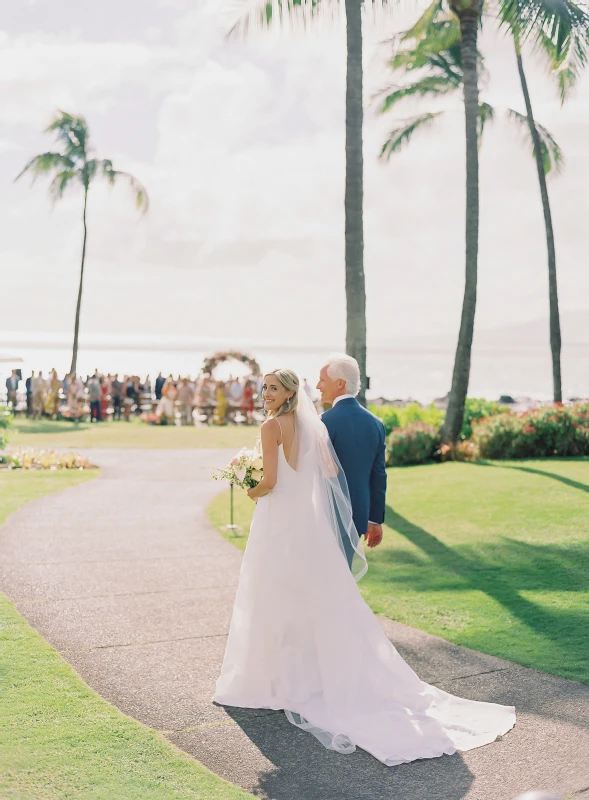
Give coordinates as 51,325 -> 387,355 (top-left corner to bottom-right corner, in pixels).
0,2 -> 588,359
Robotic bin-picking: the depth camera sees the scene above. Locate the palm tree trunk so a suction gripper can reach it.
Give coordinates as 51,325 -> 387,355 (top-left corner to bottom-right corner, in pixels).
515,43 -> 562,403
344,0 -> 367,406
70,185 -> 89,375
441,8 -> 481,444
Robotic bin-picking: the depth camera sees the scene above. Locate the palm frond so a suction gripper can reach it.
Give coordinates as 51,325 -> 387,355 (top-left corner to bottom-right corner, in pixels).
400,0 -> 443,43
48,169 -> 79,201
226,0 -> 332,36
507,108 -> 565,175
500,0 -> 589,68
46,110 -> 90,159
379,112 -> 443,159
14,152 -> 75,183
477,101 -> 495,145
99,161 -> 150,213
378,75 -> 458,113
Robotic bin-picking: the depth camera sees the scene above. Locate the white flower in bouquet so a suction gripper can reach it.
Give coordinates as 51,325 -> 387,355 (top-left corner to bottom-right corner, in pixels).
211,442 -> 263,489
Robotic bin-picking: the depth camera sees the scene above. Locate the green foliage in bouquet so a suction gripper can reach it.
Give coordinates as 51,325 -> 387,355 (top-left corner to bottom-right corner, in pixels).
386,422 -> 440,467
212,446 -> 263,489
472,403 -> 589,459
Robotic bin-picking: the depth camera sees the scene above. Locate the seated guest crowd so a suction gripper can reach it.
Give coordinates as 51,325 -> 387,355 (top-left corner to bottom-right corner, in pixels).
4,369 -> 263,426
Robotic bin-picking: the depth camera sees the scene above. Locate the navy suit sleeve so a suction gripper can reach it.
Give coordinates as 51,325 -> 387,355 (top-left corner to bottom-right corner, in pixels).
369,421 -> 387,525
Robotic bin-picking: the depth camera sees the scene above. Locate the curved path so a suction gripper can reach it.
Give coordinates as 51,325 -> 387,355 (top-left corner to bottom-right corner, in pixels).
1,449 -> 588,800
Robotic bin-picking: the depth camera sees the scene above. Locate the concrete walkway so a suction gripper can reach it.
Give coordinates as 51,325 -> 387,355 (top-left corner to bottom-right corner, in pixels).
1,449 -> 588,800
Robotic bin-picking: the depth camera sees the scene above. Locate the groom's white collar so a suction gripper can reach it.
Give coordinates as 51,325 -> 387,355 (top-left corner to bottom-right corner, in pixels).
332,394 -> 356,407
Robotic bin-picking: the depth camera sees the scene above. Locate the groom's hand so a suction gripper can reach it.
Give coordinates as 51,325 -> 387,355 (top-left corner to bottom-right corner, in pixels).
365,523 -> 383,548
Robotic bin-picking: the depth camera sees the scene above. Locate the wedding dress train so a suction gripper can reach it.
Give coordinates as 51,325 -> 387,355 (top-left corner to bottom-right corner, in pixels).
214,398 -> 515,766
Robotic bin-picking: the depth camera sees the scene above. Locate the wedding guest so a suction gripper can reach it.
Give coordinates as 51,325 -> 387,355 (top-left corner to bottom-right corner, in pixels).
241,379 -> 255,425
25,370 -> 34,417
100,375 -> 110,421
32,371 -> 46,419
67,373 -> 84,410
143,374 -> 152,399
111,374 -> 123,421
44,369 -> 61,419
123,376 -> 137,421
214,381 -> 228,426
5,370 -> 20,413
155,372 -> 165,401
227,377 -> 243,421
156,378 -> 178,423
177,378 -> 195,426
88,374 -> 102,422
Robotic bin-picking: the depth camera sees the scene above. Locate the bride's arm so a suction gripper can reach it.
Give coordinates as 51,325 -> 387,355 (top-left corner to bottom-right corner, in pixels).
247,419 -> 279,500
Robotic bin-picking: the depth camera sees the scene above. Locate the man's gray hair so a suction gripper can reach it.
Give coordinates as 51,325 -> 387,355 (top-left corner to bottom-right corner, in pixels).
323,353 -> 361,397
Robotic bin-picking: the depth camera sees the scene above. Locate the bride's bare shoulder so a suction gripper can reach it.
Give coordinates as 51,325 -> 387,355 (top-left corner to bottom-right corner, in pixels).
260,418 -> 280,441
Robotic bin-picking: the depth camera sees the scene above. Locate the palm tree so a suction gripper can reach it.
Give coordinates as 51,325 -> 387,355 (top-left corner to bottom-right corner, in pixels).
379,0 -> 587,442
229,0 -> 388,406
16,111 -> 149,375
506,3 -> 589,403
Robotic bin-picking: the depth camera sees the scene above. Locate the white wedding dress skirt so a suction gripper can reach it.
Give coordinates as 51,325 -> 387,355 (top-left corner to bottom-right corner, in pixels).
214,445 -> 515,766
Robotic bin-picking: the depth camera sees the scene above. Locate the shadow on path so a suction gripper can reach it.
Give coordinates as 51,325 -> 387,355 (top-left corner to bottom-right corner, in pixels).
224,707 -> 474,800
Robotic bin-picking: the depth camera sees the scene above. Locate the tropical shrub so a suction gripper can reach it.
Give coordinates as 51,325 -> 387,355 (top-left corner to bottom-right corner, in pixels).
387,422 -> 440,467
460,398 -> 508,441
439,440 -> 480,462
370,403 -> 444,437
0,405 -> 11,450
472,403 -> 589,459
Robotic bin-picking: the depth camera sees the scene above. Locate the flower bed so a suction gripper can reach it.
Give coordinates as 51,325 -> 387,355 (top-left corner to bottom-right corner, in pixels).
386,422 -> 440,467
1,447 -> 94,470
472,403 -> 589,459
59,406 -> 89,422
140,412 -> 168,426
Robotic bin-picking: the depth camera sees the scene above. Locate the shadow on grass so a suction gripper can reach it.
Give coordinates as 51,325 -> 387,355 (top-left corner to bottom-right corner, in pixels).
474,459 -> 589,494
223,706 -> 474,800
13,422 -> 90,436
384,505 -> 589,684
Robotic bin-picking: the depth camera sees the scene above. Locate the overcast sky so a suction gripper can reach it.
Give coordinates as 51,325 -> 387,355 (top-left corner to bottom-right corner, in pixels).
1,0 -> 588,351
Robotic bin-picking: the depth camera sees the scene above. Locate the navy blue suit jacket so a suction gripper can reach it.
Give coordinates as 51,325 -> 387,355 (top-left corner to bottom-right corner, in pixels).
321,398 -> 387,540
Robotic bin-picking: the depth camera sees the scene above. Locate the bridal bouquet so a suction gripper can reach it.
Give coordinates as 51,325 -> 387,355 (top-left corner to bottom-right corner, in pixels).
212,444 -> 263,489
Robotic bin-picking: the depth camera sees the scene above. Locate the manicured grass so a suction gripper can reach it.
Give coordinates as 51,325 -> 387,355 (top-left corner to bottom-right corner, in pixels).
208,459 -> 589,684
8,417 -> 260,450
0,471 -> 254,800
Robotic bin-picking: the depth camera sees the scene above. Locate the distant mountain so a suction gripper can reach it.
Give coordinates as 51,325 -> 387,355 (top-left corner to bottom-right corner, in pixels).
475,310 -> 589,347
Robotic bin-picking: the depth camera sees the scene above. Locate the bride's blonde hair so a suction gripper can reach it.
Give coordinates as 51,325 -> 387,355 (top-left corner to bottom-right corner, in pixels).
265,369 -> 299,418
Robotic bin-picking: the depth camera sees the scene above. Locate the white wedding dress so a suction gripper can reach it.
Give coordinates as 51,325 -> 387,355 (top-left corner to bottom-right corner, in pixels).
214,391 -> 515,766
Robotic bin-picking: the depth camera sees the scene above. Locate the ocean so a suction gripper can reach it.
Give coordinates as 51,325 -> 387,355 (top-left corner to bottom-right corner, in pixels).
2,337 -> 588,404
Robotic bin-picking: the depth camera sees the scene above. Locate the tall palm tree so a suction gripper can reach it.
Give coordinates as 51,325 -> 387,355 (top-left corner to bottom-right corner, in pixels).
229,0 -> 388,405
382,0 -> 587,442
505,2 -> 589,403
16,111 -> 149,374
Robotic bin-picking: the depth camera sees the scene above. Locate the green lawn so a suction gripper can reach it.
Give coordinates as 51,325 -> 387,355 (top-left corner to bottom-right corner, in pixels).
8,417 -> 259,450
0,471 -> 254,800
208,459 -> 589,684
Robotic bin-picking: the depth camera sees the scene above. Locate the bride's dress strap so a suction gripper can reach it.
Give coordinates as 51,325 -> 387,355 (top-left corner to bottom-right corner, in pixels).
275,417 -> 283,444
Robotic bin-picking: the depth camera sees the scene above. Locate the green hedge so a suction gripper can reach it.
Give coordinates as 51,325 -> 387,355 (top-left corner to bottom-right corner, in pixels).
0,406 -> 11,450
472,403 -> 589,459
370,398 -> 506,441
386,422 -> 440,467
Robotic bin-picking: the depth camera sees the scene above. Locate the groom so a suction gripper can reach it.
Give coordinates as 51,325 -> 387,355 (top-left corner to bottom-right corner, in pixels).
317,354 -> 387,560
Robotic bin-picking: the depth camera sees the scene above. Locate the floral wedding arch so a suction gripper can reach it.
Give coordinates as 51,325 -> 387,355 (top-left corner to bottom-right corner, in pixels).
200,350 -> 261,378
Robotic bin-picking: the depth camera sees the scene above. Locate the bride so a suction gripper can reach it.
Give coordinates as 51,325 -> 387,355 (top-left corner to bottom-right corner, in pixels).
213,368 -> 515,766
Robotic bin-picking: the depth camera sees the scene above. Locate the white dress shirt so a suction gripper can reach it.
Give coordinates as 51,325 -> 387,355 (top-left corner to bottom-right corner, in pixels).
329,393 -> 380,527
332,393 -> 356,406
